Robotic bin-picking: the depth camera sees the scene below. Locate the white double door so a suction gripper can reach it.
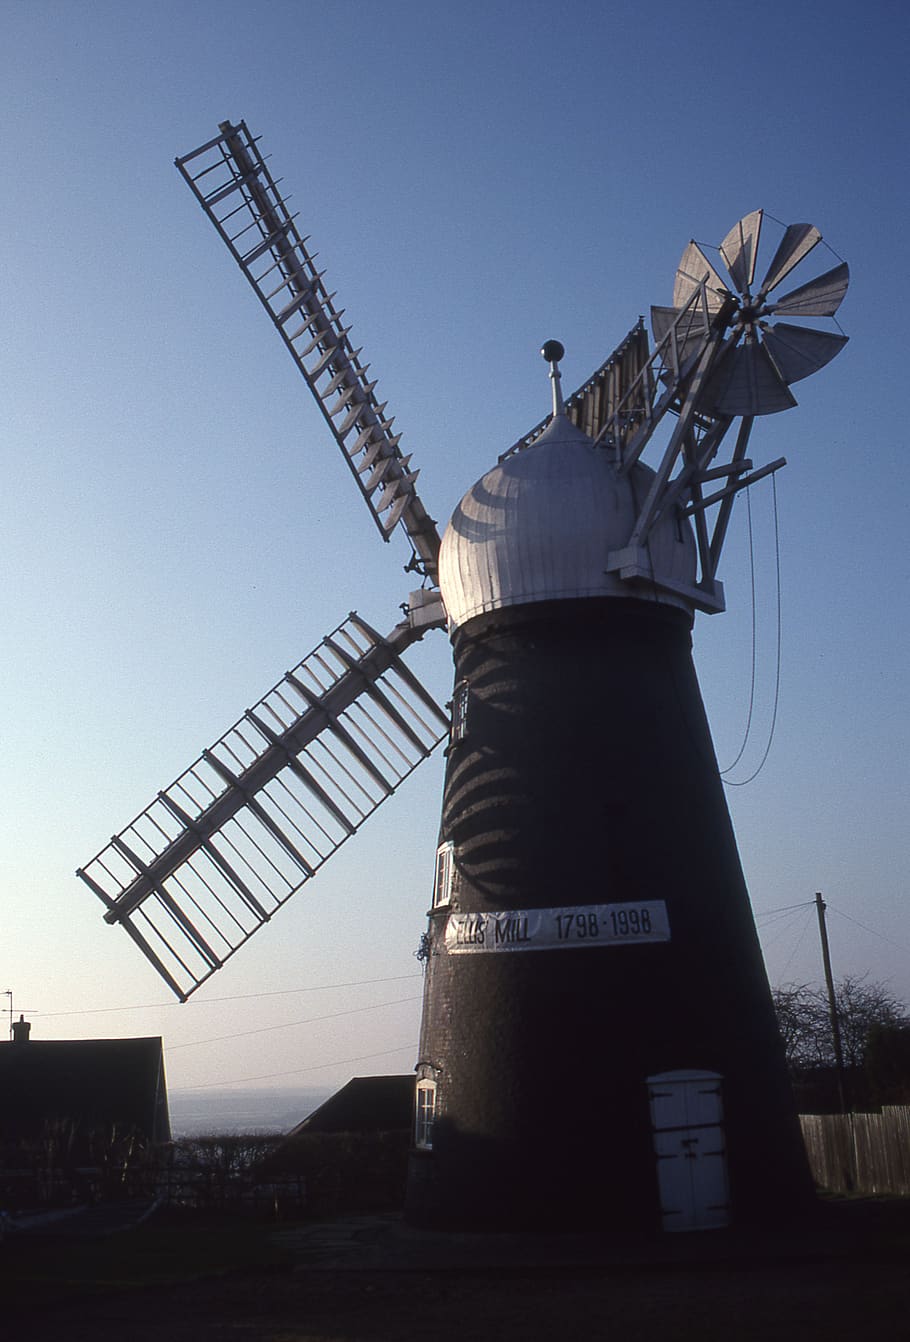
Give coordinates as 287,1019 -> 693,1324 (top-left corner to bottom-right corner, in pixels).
647,1070 -> 730,1232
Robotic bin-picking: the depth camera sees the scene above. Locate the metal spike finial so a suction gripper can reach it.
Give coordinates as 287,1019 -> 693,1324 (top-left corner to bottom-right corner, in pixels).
540,339 -> 566,417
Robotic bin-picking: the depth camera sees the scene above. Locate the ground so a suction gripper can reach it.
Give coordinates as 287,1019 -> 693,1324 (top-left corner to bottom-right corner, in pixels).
3,1199 -> 909,1341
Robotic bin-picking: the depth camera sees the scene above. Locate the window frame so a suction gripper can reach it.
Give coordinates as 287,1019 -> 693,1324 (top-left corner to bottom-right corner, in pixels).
415,1078 -> 437,1150
433,840 -> 454,908
450,679 -> 470,744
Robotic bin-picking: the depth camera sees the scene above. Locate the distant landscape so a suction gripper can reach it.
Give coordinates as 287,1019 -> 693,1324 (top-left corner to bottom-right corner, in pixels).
167,1085 -> 333,1137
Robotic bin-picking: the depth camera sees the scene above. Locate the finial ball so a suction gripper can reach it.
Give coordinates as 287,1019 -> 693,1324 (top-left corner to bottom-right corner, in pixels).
540,339 -> 565,363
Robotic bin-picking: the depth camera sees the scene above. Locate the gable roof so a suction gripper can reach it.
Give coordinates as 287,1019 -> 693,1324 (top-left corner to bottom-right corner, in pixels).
0,1037 -> 170,1144
288,1075 -> 414,1136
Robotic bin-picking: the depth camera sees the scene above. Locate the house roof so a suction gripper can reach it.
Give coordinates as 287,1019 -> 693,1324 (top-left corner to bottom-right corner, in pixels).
0,1036 -> 170,1143
287,1075 -> 414,1136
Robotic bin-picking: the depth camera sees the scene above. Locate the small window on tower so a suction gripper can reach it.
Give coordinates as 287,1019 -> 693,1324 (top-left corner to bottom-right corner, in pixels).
433,841 -> 454,908
415,1078 -> 437,1149
451,680 -> 470,744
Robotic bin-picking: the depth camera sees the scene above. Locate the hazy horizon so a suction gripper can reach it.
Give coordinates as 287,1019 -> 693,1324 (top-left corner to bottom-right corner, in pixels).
167,1083 -> 338,1137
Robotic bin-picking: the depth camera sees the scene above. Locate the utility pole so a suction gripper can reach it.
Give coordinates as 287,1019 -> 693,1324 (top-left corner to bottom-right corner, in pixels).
815,892 -> 848,1113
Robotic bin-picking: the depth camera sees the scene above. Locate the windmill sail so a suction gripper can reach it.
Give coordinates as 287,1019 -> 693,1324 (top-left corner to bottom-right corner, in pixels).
176,122 -> 442,582
78,614 -> 448,1000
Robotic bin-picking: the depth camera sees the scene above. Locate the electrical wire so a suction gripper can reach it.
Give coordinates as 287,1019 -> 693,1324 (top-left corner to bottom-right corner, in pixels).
756,905 -> 813,956
775,905 -> 815,981
724,472 -> 782,786
754,899 -> 815,922
22,972 -> 423,1018
172,1044 -> 416,1091
756,909 -> 811,941
167,995 -> 421,1051
828,905 -> 910,957
720,485 -> 756,774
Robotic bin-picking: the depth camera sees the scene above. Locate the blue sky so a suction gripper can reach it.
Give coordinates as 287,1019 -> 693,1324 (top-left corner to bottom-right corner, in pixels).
1,0 -> 907,1099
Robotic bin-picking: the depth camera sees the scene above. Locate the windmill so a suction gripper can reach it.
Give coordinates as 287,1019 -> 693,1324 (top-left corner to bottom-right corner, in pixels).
77,122 -> 849,1232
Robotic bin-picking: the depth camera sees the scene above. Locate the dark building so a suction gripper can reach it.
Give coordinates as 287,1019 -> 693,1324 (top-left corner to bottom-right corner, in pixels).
259,1076 -> 414,1213
0,1024 -> 170,1148
284,1076 -> 414,1138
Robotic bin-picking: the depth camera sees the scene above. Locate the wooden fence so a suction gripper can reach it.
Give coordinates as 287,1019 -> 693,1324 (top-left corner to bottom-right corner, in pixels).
800,1107 -> 910,1195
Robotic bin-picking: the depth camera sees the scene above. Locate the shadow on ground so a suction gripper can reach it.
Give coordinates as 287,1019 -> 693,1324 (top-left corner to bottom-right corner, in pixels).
3,1197 -> 909,1341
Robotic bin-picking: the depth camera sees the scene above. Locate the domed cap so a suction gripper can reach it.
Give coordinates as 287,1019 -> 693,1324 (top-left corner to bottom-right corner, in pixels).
439,345 -> 697,630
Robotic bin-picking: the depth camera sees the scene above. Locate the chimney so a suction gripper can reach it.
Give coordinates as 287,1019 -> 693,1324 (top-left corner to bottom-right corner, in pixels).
11,1014 -> 31,1044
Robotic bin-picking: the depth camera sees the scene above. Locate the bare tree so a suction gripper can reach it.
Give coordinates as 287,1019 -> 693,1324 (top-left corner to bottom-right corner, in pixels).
773,976 -> 909,1071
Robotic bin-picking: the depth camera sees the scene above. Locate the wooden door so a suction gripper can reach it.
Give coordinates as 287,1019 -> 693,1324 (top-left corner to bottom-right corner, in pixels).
647,1070 -> 730,1231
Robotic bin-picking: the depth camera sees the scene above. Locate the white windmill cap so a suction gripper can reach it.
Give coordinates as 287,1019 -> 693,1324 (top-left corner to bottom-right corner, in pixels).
438,344 -> 698,630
